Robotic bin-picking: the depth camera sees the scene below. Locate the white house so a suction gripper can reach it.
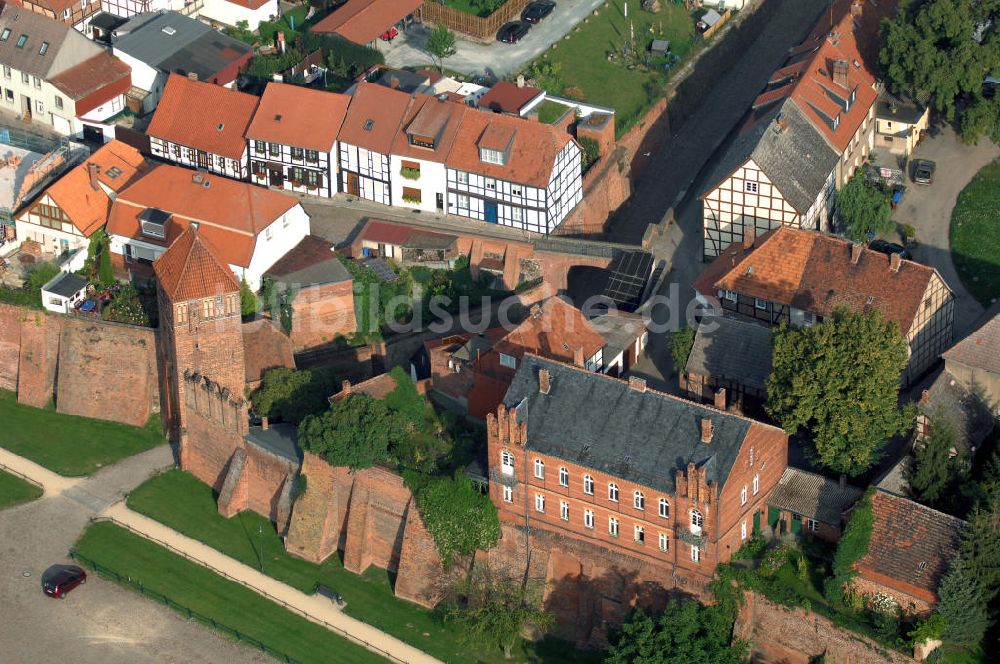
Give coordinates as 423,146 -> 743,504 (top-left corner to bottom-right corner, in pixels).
147,73 -> 258,180
105,163 -> 309,289
246,82 -> 349,199
41,271 -> 87,313
198,0 -> 279,31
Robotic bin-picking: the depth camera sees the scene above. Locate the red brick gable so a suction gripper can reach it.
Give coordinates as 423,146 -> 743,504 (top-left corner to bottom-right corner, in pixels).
153,225 -> 239,302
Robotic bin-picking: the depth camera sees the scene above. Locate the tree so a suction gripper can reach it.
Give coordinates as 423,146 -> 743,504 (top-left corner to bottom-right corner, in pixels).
250,367 -> 335,425
446,566 -> 552,659
297,394 -> 407,469
837,170 -> 894,241
766,308 -> 913,476
908,417 -> 967,508
957,500 -> 1000,603
670,326 -> 696,375
825,489 -> 874,603
937,563 -> 989,650
426,24 -> 456,73
413,475 -> 500,566
607,601 -> 746,664
239,276 -> 259,318
960,95 -> 1000,145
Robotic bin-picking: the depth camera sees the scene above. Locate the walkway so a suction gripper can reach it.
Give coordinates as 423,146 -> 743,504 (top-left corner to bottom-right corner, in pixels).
0,445 -> 440,664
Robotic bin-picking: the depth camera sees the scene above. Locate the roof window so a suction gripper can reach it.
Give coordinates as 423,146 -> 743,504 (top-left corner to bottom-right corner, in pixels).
15,34 -> 27,49
1,29 -> 10,42
162,26 -> 176,36
38,41 -> 48,55
106,166 -> 123,179
363,119 -> 375,131
217,123 -> 225,131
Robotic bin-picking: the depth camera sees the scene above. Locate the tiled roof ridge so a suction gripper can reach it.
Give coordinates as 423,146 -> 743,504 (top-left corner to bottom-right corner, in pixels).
522,352 -> 784,433
111,197 -> 256,237
874,488 -> 968,528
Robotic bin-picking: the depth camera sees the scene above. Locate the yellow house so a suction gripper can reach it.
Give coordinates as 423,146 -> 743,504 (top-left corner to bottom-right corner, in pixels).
875,94 -> 930,158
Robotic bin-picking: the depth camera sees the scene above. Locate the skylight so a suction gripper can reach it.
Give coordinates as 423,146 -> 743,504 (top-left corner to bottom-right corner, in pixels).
106,166 -> 123,179
0,29 -> 10,42
39,41 -> 48,55
15,34 -> 27,49
363,119 -> 375,131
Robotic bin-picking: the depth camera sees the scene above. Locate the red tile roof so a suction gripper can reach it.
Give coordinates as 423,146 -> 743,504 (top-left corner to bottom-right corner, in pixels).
478,81 -> 544,115
446,107 -> 573,188
337,82 -> 412,155
247,83 -> 350,152
147,74 -> 259,160
494,296 -> 607,364
693,227 -> 944,334
311,0 -> 423,44
107,164 -> 299,268
856,490 -> 964,605
38,140 -> 147,237
49,52 -> 131,114
153,225 -> 240,302
360,219 -> 416,246
943,313 -> 1000,375
390,95 -> 467,162
222,0 -> 273,9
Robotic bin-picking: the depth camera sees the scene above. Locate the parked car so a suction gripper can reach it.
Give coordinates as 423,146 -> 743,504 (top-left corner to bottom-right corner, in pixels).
913,159 -> 935,185
42,565 -> 87,599
869,239 -> 912,261
522,1 -> 556,23
497,21 -> 530,44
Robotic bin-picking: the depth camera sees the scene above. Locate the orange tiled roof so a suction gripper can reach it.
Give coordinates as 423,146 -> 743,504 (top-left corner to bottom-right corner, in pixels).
147,74 -> 259,160
390,95 -> 467,162
693,227 -> 944,334
39,140 -> 147,237
494,296 -> 607,363
446,107 -> 573,188
153,224 -> 240,302
107,164 -> 299,268
338,82 -> 412,155
247,82 -> 350,152
478,81 -> 544,115
49,52 -> 131,114
855,490 -> 964,605
311,0 -> 423,45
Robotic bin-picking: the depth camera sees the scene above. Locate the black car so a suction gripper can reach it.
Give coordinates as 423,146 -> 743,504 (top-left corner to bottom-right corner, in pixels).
497,21 -> 530,44
869,239 -> 912,261
913,159 -> 935,185
522,1 -> 555,23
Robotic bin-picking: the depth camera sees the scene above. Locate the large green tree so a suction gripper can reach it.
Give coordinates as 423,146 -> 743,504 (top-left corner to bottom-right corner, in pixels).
937,563 -> 990,649
958,500 -> 1000,603
297,394 -> 408,469
837,171 -> 894,241
426,24 -> 456,73
880,0 -> 1000,136
670,326 -> 696,375
250,367 -> 335,426
413,475 -> 500,566
607,601 -> 745,664
908,417 -> 967,509
766,308 -> 913,476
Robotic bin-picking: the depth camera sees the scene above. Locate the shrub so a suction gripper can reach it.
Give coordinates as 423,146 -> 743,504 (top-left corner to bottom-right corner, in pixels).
250,367 -> 336,425
413,475 -> 500,566
670,326 -> 696,374
579,136 -> 601,171
758,544 -> 791,577
732,534 -> 767,561
24,262 -> 60,292
899,223 -> 916,242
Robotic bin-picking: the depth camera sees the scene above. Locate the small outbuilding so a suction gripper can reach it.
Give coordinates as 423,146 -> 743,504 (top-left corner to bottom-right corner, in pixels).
41,272 -> 88,314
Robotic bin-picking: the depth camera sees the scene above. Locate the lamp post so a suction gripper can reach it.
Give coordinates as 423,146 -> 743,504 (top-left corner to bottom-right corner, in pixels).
258,523 -> 264,573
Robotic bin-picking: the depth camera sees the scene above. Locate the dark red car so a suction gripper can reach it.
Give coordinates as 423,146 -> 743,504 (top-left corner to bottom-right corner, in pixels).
42,565 -> 87,599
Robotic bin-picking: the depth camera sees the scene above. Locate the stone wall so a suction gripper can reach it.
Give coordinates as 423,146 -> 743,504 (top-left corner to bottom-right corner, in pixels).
16,308 -> 59,408
734,591 -> 917,664
288,280 -> 357,352
178,373 -> 249,490
554,147 -> 633,238
217,440 -> 298,532
0,303 -> 24,392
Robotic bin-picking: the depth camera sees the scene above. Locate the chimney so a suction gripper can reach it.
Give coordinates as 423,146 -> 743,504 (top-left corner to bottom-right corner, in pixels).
742,228 -> 756,250
714,387 -> 727,410
890,252 -> 902,273
850,0 -> 863,17
538,369 -> 551,395
187,72 -> 198,82
261,416 -> 269,431
341,379 -> 351,396
920,389 -> 930,404
192,172 -> 203,184
87,163 -> 100,191
629,376 -> 647,393
516,75 -> 525,89
700,417 -> 714,444
832,59 -> 850,89
190,221 -> 199,231
573,346 -> 585,367
851,242 -> 863,265
277,31 -> 286,54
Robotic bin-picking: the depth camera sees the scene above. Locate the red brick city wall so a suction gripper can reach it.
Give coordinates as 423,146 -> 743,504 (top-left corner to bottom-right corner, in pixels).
735,591 -> 917,664
217,441 -> 296,524
554,147 -> 633,237
16,307 -> 60,408
289,280 -> 357,352
0,303 -> 24,392
851,573 -> 935,619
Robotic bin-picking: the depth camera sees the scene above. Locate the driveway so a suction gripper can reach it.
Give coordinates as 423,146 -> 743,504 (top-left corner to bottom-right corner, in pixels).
889,125 -> 1000,338
382,0 -> 606,78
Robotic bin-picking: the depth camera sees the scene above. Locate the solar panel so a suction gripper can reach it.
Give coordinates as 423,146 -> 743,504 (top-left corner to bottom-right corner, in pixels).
363,258 -> 399,283
602,250 -> 653,311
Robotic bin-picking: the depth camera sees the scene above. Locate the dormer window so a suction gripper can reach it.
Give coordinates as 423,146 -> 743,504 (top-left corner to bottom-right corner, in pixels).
139,208 -> 170,239
409,133 -> 435,149
480,147 -> 505,165
833,113 -> 841,131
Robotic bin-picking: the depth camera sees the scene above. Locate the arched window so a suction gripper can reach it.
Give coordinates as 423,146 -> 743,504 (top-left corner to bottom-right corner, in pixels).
583,475 -> 594,495
658,498 -> 669,519
690,509 -> 703,534
634,491 -> 645,510
559,466 -> 569,486
740,485 -> 748,506
608,483 -> 619,502
753,474 -> 759,495
501,451 -> 514,475
533,459 -> 544,479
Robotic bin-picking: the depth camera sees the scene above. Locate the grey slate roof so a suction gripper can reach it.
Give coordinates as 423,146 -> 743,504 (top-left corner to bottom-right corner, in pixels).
701,100 -> 839,213
452,334 -> 496,363
0,5 -> 101,79
943,312 -> 1000,375
685,317 -> 773,391
504,355 -> 761,494
245,423 -> 302,466
113,11 -> 250,80
42,271 -> 87,298
920,369 -> 995,455
768,468 -> 863,525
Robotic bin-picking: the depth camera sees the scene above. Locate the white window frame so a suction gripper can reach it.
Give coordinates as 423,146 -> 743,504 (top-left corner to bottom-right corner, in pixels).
659,498 -> 669,518
560,500 -> 569,521
533,458 -> 544,479
534,493 -> 544,513
691,545 -> 701,562
722,289 -> 737,302
608,483 -> 619,502
806,518 -> 819,532
690,509 -> 703,535
741,485 -> 747,506
634,491 -> 644,510
583,475 -> 594,495
741,520 -> 747,540
503,485 -> 512,503
753,474 -> 759,496
608,517 -> 619,538
584,509 -> 594,529
501,450 -> 514,476
634,525 -> 644,544
659,532 -> 668,552
559,467 -> 568,487
754,297 -> 768,310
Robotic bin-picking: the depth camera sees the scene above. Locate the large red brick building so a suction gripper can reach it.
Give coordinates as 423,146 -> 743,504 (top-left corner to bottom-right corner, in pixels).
487,355 -> 789,587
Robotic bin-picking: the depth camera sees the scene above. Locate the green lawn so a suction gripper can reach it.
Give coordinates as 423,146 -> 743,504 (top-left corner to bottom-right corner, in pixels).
0,389 -> 164,476
0,470 -> 43,509
535,100 -> 572,125
532,0 -> 697,135
951,158 -> 1000,306
73,521 -> 383,664
260,6 -> 310,42
126,469 -> 602,664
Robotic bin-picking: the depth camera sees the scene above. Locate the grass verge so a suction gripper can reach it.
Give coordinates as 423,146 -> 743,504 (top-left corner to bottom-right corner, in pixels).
127,469 -> 602,664
0,469 -> 43,509
73,521 -> 384,663
0,389 -> 164,476
951,158 -> 1000,306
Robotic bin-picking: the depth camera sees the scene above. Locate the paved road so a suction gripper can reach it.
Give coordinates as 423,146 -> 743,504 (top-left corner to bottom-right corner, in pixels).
889,125 -> 1000,338
383,0 -> 607,78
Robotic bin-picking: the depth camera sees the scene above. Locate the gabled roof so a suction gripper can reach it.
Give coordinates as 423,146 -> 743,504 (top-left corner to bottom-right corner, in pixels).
107,164 -> 299,268
920,369 -> 995,455
337,82 -> 412,155
0,4 -> 97,79
494,296 -> 607,365
685,317 -> 773,391
264,235 -> 351,287
311,0 -> 423,45
478,81 -> 544,115
153,224 -> 239,302
390,95 -> 467,163
446,107 -> 574,188
147,74 -> 259,159
48,52 -> 132,113
247,83 -> 350,152
38,140 -> 147,237
942,312 -> 1000,375
693,227 -> 945,334
503,355 -> 786,495
768,468 -> 863,525
856,490 -> 965,605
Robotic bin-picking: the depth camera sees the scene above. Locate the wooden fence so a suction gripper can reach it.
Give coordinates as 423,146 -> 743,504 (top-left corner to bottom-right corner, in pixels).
701,8 -> 732,40
422,0 -> 533,41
